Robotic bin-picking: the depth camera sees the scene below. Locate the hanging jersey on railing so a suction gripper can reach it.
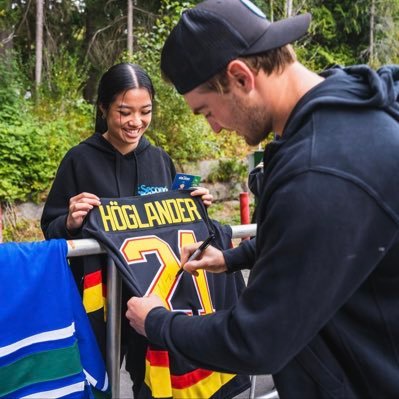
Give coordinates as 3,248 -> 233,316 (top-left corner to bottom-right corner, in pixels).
83,190 -> 250,399
0,239 -> 109,399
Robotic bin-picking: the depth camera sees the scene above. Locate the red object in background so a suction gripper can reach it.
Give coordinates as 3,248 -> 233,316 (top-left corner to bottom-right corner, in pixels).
240,192 -> 250,224
240,192 -> 250,240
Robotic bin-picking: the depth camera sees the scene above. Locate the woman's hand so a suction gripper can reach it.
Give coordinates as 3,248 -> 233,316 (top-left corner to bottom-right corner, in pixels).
66,192 -> 101,233
190,186 -> 213,207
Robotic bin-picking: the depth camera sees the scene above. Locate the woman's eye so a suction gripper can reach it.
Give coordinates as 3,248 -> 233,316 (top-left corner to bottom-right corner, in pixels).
143,110 -> 152,115
120,111 -> 130,117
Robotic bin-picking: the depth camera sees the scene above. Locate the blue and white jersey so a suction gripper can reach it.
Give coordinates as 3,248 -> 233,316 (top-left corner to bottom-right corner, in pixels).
0,239 -> 109,398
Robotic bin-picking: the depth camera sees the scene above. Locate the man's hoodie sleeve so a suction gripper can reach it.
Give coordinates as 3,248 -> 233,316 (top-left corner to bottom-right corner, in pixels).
223,238 -> 256,272
144,171 -> 399,375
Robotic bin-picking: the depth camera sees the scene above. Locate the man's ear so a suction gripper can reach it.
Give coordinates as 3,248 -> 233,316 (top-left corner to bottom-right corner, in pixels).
226,60 -> 255,92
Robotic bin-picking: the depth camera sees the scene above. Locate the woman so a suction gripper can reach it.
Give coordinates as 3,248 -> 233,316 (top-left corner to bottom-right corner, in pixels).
41,62 -> 212,396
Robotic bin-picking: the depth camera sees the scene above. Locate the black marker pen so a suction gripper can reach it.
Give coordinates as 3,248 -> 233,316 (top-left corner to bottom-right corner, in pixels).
176,234 -> 215,278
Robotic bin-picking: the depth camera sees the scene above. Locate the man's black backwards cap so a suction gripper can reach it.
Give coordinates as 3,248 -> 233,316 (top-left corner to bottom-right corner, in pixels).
161,0 -> 311,94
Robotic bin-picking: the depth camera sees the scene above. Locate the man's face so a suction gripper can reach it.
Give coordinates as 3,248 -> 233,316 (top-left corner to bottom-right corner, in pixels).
184,85 -> 271,146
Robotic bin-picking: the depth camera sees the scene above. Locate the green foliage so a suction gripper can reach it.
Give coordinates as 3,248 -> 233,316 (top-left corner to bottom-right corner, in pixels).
39,47 -> 90,106
206,159 -> 248,184
369,0 -> 399,67
207,201 -> 242,226
0,120 -> 49,201
0,1 -> 20,30
310,5 -> 337,41
3,218 -> 43,242
207,199 -> 255,226
0,51 -> 92,203
0,53 -> 29,120
0,116 -> 85,202
2,203 -> 43,242
149,76 -> 220,166
2,0 -> 399,206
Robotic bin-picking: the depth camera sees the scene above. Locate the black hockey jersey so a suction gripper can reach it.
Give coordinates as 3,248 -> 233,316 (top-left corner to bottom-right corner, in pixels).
83,190 -> 250,398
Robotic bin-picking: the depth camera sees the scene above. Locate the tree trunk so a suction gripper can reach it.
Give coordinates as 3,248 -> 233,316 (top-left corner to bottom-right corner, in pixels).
269,0 -> 274,22
0,1 -> 14,56
35,0 -> 44,92
286,0 -> 293,17
127,0 -> 134,55
83,0 -> 106,102
369,0 -> 375,65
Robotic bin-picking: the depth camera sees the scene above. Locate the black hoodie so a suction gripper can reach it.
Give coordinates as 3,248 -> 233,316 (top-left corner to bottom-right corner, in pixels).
41,133 -> 176,240
41,133 -> 176,307
145,65 -> 399,398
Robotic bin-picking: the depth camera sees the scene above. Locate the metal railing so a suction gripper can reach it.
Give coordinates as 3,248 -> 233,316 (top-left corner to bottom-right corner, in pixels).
67,224 -> 257,397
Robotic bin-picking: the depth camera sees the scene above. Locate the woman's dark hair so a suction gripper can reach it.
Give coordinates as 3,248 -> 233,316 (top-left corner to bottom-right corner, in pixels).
95,63 -> 156,133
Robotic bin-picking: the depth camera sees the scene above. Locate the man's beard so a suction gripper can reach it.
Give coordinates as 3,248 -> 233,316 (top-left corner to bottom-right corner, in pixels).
230,93 -> 271,146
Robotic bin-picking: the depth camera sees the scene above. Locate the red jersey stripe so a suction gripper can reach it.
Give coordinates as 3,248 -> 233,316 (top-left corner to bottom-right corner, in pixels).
84,270 -> 102,289
171,368 -> 213,389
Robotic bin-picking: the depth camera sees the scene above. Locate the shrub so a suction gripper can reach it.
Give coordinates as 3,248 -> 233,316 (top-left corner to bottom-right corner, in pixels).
206,158 -> 248,184
0,50 -> 93,203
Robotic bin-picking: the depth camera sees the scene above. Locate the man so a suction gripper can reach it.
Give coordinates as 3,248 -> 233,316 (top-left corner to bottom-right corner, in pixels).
126,0 -> 399,397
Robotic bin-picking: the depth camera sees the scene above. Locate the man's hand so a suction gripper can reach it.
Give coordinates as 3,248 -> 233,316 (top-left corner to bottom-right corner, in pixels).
126,294 -> 165,337
180,243 -> 227,276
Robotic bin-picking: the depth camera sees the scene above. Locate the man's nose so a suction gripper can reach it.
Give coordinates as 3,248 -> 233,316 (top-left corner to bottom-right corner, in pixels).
209,120 -> 222,133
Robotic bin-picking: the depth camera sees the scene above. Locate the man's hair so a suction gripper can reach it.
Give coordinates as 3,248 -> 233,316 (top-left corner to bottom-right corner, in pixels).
201,45 -> 296,94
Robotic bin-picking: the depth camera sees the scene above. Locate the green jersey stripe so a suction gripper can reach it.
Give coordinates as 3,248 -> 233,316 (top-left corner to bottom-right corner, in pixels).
0,341 -> 83,396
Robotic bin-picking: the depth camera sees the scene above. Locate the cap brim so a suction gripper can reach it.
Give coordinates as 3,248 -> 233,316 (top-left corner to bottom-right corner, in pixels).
244,13 -> 311,55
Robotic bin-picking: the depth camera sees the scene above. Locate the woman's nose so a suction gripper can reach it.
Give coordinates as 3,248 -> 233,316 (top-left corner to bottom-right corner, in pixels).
128,114 -> 141,126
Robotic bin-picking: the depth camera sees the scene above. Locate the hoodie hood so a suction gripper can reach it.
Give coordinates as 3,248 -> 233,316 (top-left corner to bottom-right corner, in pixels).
284,64 -> 399,137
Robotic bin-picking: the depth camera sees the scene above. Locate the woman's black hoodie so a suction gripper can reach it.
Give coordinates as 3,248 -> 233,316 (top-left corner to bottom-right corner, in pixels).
41,133 -> 176,240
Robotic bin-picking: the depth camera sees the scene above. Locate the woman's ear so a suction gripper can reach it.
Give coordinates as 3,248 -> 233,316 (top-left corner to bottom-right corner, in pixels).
99,104 -> 107,119
226,60 -> 255,92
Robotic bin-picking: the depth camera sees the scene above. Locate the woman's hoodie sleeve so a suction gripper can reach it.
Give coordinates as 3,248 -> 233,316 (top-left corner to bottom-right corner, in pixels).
41,152 -> 80,239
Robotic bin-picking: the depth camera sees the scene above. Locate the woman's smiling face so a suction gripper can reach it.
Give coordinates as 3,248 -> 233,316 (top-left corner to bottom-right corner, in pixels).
102,88 -> 153,154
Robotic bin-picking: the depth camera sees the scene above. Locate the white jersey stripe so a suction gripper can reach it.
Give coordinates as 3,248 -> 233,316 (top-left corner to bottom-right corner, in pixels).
21,381 -> 84,398
0,322 -> 75,357
84,369 -> 109,391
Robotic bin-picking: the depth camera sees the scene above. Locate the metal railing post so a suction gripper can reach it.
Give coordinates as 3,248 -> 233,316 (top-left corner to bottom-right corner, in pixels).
231,224 -> 256,239
249,375 -> 257,399
106,256 -> 122,398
